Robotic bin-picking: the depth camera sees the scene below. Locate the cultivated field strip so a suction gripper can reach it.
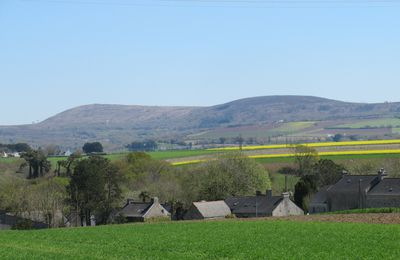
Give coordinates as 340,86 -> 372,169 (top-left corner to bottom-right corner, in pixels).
208,139 -> 400,151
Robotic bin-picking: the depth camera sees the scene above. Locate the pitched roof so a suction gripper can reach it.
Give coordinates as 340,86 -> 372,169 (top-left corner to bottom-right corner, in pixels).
368,178 -> 400,195
225,196 -> 282,215
192,201 -> 231,218
328,175 -> 378,192
310,185 -> 331,204
120,202 -> 153,218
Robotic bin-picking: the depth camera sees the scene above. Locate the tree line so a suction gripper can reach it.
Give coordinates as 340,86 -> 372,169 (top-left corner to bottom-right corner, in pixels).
1,150 -> 271,228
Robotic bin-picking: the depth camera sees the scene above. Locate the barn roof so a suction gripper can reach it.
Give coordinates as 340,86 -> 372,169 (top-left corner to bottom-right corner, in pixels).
310,185 -> 331,204
368,178 -> 400,195
192,201 -> 231,219
120,202 -> 153,218
225,195 -> 282,215
328,175 -> 378,192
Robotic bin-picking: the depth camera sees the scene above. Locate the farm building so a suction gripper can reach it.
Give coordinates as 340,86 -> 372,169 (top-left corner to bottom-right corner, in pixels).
225,190 -> 304,218
183,201 -> 232,220
117,197 -> 171,222
366,178 -> 400,208
310,169 -> 400,213
309,185 -> 331,213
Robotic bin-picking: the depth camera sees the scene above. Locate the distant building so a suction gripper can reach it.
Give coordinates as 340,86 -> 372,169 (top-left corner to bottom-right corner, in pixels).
310,169 -> 400,213
64,150 -> 72,157
225,190 -> 304,218
117,197 -> 170,222
183,201 -> 232,220
11,152 -> 20,158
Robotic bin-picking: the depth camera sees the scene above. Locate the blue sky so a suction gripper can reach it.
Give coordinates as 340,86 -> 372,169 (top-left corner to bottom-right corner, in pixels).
1,0 -> 400,125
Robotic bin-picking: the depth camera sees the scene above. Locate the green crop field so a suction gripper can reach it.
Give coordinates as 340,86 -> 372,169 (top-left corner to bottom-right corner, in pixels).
333,118 -> 400,129
147,150 -> 220,160
188,121 -> 315,140
0,220 -> 399,259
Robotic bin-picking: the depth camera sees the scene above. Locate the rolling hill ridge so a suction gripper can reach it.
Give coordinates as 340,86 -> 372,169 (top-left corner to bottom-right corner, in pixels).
1,96 -> 400,150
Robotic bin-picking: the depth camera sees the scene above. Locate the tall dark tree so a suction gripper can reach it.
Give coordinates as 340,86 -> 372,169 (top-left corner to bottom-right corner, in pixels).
67,156 -> 122,226
294,175 -> 317,211
21,149 -> 51,179
126,140 -> 157,152
82,142 -> 103,154
57,152 -> 81,177
312,159 -> 346,187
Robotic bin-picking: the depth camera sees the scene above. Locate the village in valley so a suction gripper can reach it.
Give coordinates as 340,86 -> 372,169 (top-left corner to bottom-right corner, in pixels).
1,0 -> 400,258
1,138 -> 400,230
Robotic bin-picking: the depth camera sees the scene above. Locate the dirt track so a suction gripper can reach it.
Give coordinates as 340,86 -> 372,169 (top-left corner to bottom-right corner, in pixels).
278,213 -> 400,224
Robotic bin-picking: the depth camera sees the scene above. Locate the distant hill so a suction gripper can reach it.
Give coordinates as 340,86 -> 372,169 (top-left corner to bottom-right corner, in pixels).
1,96 -> 400,150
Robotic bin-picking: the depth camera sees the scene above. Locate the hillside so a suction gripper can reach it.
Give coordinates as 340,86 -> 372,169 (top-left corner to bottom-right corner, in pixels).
1,96 -> 400,150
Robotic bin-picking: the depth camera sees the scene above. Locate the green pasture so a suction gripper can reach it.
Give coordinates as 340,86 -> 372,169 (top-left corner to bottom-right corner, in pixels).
147,150 -> 219,160
332,118 -> 400,129
254,153 -> 400,164
0,157 -> 21,164
188,121 -> 315,140
0,219 -> 398,259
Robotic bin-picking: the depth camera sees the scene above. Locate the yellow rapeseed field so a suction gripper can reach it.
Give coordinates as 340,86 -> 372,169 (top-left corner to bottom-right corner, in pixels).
207,139 -> 400,151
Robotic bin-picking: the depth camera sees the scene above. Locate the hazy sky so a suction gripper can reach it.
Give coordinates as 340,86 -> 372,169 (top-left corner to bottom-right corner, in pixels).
1,0 -> 400,125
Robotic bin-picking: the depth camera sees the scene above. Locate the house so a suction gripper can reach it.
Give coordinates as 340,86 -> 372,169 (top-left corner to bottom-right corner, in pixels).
310,169 -> 400,213
11,152 -> 20,158
225,190 -> 304,218
309,185 -> 331,214
183,201 -> 231,220
64,150 -> 72,157
117,197 -> 170,222
326,174 -> 380,212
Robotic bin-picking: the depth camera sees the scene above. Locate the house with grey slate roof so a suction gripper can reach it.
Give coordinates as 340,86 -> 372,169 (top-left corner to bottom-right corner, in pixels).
183,201 -> 232,220
117,197 -> 171,222
310,169 -> 400,213
225,190 -> 304,218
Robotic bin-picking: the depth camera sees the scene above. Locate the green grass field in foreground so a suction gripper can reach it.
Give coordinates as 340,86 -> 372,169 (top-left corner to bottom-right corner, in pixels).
0,220 -> 399,259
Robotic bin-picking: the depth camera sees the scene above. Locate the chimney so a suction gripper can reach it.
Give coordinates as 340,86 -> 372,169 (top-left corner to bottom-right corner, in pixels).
266,189 -> 272,198
378,168 -> 387,181
282,192 -> 290,201
151,197 -> 159,204
126,199 -> 134,205
256,191 -> 262,196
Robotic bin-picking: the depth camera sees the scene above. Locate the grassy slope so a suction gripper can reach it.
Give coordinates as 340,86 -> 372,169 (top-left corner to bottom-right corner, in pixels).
0,220 -> 399,259
333,118 -> 400,129
189,121 -> 315,139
